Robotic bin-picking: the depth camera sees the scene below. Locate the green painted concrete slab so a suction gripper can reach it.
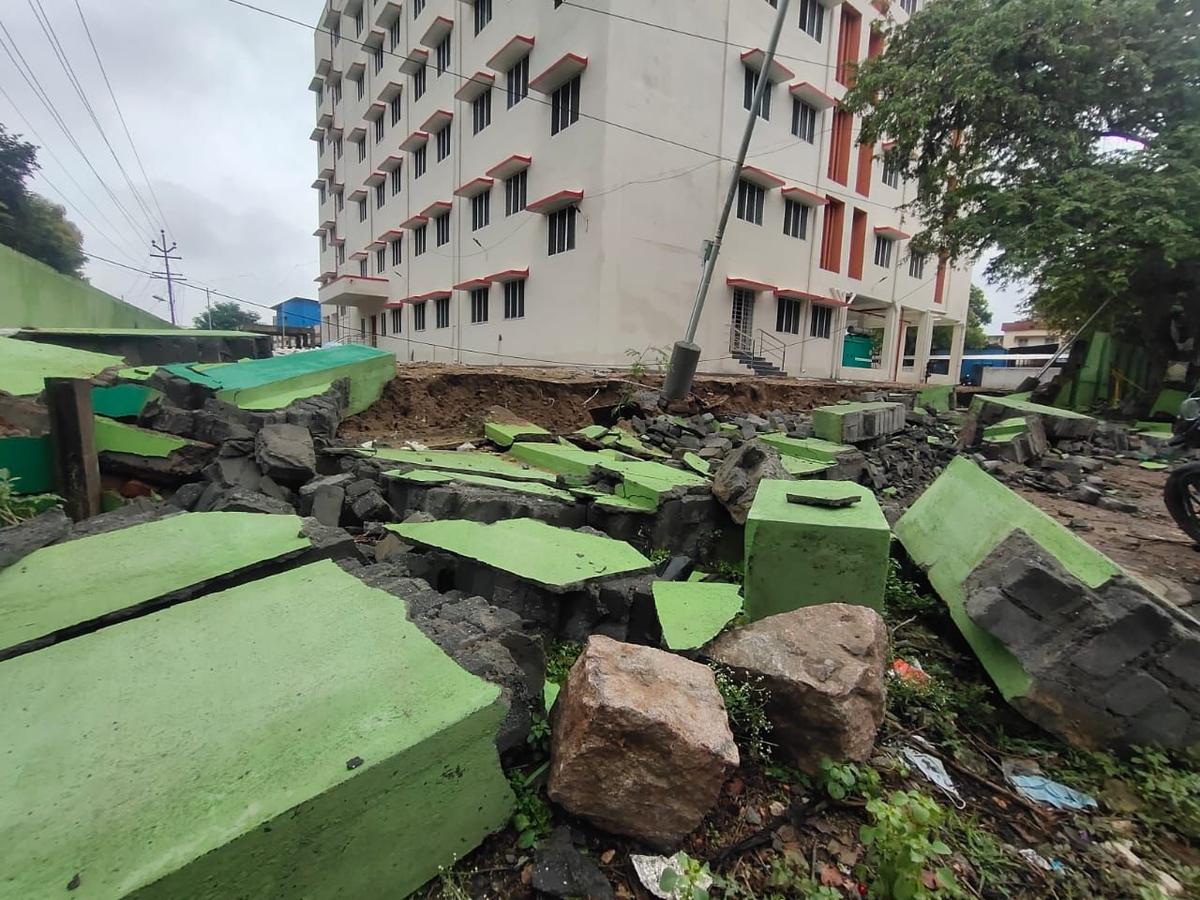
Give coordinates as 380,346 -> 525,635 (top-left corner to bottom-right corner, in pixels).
983,416 -> 1028,443
895,457 -> 1122,699
574,425 -> 671,459
373,448 -> 559,483
0,335 -> 124,396
91,383 -> 158,418
0,559 -> 512,899
1134,421 -> 1174,435
512,442 -> 707,507
760,432 -> 854,464
968,394 -> 1096,422
160,345 -> 395,415
0,512 -> 311,658
545,680 -> 561,711
386,467 -> 576,501
682,452 -> 710,476
94,416 -> 204,458
653,581 -> 743,650
744,479 -> 890,621
780,455 -> 834,477
1149,388 -> 1187,419
811,401 -> 902,443
569,486 -> 657,513
510,441 -> 606,477
485,418 -> 551,449
390,518 -> 652,591
917,384 -> 953,413
0,434 -> 53,494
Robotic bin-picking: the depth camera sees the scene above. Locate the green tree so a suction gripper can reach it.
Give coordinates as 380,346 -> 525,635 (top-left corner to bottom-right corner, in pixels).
0,123 -> 86,277
966,285 -> 993,349
843,0 -> 1200,346
194,300 -> 260,331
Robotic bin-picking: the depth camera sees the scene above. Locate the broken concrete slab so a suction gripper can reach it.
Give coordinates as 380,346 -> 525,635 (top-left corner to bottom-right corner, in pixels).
255,423 -> 317,484
0,335 -> 124,397
743,480 -> 890,621
758,433 -> 865,481
484,406 -> 553,448
812,401 -> 907,444
94,416 -> 216,483
391,518 -> 652,592
969,394 -> 1097,440
573,424 -> 671,459
707,603 -> 888,772
548,635 -> 738,849
373,447 -> 560,484
0,512 -> 347,660
0,559 -> 513,898
386,467 -> 577,502
0,507 -> 70,569
711,440 -> 792,525
385,472 -> 588,530
511,442 -> 709,508
653,581 -> 743,651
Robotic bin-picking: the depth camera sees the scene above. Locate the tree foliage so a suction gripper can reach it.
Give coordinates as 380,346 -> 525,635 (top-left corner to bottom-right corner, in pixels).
966,285 -> 993,349
844,0 -> 1200,345
0,124 -> 86,277
194,300 -> 260,331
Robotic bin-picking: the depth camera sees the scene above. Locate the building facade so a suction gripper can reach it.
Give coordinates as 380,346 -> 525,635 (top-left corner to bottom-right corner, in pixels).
1000,320 -> 1060,350
310,0 -> 970,383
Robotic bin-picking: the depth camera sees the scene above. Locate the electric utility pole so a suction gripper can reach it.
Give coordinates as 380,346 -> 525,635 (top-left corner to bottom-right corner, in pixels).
662,0 -> 792,400
150,230 -> 184,326
205,287 -> 214,330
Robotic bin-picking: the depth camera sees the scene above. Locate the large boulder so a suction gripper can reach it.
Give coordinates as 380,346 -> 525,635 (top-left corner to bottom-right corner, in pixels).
254,423 -> 316,483
711,439 -> 791,525
548,635 -> 738,849
707,603 -> 888,772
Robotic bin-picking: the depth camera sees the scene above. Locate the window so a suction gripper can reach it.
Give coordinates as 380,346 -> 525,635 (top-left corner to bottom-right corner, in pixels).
336,190 -> 344,211
316,84 -> 323,105
505,170 -> 527,216
375,182 -> 385,209
391,167 -> 402,196
376,246 -> 386,273
391,95 -> 402,126
470,287 -> 489,323
357,78 -> 365,100
882,159 -> 900,189
413,301 -> 427,330
355,8 -> 364,35
873,235 -> 894,267
317,134 -> 325,156
548,206 -> 577,255
390,235 -> 402,266
374,116 -> 385,143
743,68 -> 770,120
391,308 -> 402,333
413,65 -> 427,100
504,279 -> 525,319
358,198 -> 367,222
414,224 -> 427,255
318,183 -> 327,205
414,145 -> 427,178
472,90 -> 492,135
736,179 -> 765,225
436,36 -> 450,76
379,312 -> 387,338
776,297 -> 801,334
319,231 -> 327,253
783,199 -> 809,239
435,296 -> 450,328
908,251 -> 926,279
332,81 -> 342,105
810,304 -> 833,339
334,136 -> 343,158
373,47 -> 384,75
389,17 -> 401,51
900,0 -> 918,12
413,0 -> 426,18
471,190 -> 490,231
337,243 -> 346,265
551,75 -> 581,135
436,124 -> 451,161
506,56 -> 529,108
799,0 -> 824,41
332,20 -> 340,45
791,98 -> 816,143
358,138 -> 367,162
435,212 -> 450,246
358,257 -> 368,276
473,0 -> 492,35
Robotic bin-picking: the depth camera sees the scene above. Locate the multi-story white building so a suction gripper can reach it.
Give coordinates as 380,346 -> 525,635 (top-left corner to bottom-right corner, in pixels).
310,0 -> 970,384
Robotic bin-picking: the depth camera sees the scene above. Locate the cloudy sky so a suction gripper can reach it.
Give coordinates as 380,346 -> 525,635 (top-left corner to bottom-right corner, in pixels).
0,0 -> 1028,330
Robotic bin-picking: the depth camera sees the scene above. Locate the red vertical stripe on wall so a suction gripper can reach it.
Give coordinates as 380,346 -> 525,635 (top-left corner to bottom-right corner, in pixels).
933,254 -> 948,304
848,209 -> 868,279
836,5 -> 863,87
855,141 -> 874,196
820,198 -> 845,272
828,109 -> 853,185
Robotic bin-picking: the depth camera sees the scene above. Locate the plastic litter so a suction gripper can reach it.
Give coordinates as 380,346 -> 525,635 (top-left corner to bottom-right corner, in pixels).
900,747 -> 965,808
631,853 -> 713,900
1002,759 -> 1097,811
890,657 -> 931,685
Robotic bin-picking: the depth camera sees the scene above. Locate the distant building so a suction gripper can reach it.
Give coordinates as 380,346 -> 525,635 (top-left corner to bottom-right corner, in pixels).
310,0 -> 971,383
272,297 -> 321,329
1000,320 -> 1059,350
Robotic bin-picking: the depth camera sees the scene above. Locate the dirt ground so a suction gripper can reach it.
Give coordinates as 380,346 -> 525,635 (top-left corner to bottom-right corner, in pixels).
1018,460 -> 1200,607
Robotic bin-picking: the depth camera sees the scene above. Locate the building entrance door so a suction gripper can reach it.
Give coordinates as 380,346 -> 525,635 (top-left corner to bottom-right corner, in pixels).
730,288 -> 755,354
369,314 -> 378,348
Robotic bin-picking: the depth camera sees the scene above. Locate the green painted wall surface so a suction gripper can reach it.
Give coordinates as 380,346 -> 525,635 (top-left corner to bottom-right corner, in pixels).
391,518 -> 652,590
917,385 -> 953,413
386,467 -> 577,501
1150,389 -> 1188,419
484,419 -> 550,448
0,435 -> 53,493
653,581 -> 743,650
811,402 -> 899,443
0,512 -> 310,655
743,479 -> 890,621
0,243 -> 170,329
94,416 -> 200,458
373,448 -> 559,483
0,336 -> 124,396
91,384 -> 158,419
759,433 -> 854,464
160,345 -> 396,415
510,442 -> 707,506
0,559 -> 512,900
894,457 -> 1123,699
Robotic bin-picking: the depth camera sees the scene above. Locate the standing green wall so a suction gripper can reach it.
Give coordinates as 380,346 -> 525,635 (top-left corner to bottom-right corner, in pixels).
0,243 -> 170,329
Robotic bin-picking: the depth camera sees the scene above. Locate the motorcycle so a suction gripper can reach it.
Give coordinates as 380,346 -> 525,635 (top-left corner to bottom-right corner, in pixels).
1163,391 -> 1200,544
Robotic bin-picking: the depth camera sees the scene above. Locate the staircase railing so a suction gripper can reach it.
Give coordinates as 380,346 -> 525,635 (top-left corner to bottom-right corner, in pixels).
756,329 -> 787,372
729,321 -> 754,355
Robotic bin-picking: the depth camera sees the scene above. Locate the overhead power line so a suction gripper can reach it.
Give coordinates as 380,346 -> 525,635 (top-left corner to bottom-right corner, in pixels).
71,0 -> 172,239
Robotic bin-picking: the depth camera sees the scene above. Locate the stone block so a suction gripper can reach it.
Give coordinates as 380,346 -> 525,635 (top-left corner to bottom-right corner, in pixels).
311,484 -> 345,527
969,395 -> 1097,440
743,479 -> 890,621
811,401 -> 906,444
254,423 -> 316,484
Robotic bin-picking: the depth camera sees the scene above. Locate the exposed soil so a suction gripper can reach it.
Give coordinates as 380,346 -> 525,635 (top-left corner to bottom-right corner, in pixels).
339,364 -> 881,447
1018,459 -> 1200,606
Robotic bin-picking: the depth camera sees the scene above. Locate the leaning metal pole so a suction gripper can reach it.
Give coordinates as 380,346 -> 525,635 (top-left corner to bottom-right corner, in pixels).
662,0 -> 792,400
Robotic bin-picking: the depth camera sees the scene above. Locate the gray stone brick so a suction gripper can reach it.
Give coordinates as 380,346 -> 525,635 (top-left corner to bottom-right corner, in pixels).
1160,639 -> 1200,689
1127,701 -> 1192,748
1074,606 -> 1173,678
1104,671 -> 1168,717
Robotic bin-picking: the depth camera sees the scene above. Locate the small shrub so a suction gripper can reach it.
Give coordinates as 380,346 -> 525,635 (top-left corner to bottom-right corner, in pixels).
817,757 -> 882,802
884,559 -> 940,619
0,469 -> 22,526
858,790 -> 962,899
508,771 -> 552,850
545,640 -> 584,685
710,664 -> 773,762
658,852 -> 713,900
